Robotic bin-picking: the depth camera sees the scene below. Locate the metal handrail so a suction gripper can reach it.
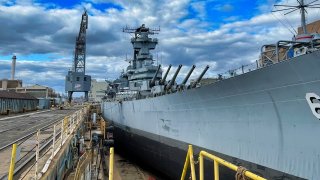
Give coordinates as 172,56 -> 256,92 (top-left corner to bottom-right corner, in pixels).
180,145 -> 196,180
109,147 -> 114,180
180,145 -> 267,180
74,152 -> 89,180
8,144 -> 17,180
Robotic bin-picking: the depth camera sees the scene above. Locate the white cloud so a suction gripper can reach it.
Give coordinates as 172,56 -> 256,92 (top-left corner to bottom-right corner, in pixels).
191,1 -> 206,19
0,0 -> 317,93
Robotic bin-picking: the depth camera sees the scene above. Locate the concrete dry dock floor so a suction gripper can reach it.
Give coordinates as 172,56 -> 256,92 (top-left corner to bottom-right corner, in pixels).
105,152 -> 164,180
82,123 -> 164,180
0,106 -> 83,179
0,109 -> 51,119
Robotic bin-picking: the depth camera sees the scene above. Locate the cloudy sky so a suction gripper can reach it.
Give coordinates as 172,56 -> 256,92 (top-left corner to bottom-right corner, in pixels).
0,0 -> 320,94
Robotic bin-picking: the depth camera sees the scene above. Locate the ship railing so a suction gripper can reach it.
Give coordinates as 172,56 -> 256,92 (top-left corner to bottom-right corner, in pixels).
260,39 -> 320,67
108,61 -> 260,101
180,145 -> 266,180
217,61 -> 259,80
103,58 -> 277,102
260,42 -> 294,66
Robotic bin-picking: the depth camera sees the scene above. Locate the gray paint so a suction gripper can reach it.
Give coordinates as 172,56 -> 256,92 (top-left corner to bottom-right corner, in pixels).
102,50 -> 320,179
65,71 -> 91,92
0,98 -> 38,114
122,25 -> 162,92
39,98 -> 51,109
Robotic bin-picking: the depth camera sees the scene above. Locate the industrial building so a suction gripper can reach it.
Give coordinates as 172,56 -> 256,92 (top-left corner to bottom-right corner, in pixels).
0,55 -> 58,110
0,83 -> 59,110
0,79 -> 22,90
0,91 -> 38,114
15,84 -> 58,109
89,79 -> 108,102
0,55 -> 23,91
15,84 -> 57,98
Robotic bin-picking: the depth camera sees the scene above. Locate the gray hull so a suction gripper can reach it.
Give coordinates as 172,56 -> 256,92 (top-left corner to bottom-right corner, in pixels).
102,51 -> 320,179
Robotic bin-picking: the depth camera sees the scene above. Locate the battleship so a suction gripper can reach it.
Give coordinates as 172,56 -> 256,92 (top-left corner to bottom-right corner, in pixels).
101,1 -> 320,179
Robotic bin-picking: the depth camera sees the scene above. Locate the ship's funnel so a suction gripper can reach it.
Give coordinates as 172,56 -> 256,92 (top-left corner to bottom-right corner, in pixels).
11,55 -> 16,80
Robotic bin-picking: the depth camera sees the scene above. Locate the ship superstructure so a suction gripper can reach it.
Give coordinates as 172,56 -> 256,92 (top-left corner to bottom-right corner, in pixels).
107,24 -> 210,99
120,25 -> 162,94
260,0 -> 320,66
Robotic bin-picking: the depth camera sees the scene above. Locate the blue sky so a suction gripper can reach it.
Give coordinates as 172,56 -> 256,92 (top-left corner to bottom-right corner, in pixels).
0,0 -> 318,95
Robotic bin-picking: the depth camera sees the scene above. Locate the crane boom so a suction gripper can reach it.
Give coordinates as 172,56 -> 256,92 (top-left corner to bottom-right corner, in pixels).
74,11 -> 88,73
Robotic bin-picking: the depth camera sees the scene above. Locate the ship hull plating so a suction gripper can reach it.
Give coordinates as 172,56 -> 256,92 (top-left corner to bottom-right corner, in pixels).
102,51 -> 320,179
111,124 -> 302,179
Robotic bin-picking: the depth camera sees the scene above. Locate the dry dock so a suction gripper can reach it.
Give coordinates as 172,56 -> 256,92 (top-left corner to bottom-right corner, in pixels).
0,104 -> 166,180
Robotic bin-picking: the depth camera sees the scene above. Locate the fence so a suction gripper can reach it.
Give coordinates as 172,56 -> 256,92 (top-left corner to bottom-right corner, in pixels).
2,106 -> 89,180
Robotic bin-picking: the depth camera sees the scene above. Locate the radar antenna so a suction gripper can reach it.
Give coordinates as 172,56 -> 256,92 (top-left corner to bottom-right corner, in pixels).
123,24 -> 160,35
272,0 -> 320,34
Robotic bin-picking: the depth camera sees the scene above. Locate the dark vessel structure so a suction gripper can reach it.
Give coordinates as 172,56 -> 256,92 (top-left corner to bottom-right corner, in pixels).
102,1 -> 320,179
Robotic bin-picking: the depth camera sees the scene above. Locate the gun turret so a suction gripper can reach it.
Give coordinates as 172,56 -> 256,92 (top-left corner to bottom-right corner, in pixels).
181,65 -> 196,86
166,64 -> 182,90
191,65 -> 209,88
161,64 -> 172,84
150,65 -> 161,87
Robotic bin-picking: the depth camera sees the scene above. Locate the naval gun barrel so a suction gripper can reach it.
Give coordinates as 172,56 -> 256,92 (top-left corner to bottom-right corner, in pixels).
181,65 -> 196,86
161,64 -> 172,84
150,65 -> 161,87
191,65 -> 209,88
167,64 -> 182,90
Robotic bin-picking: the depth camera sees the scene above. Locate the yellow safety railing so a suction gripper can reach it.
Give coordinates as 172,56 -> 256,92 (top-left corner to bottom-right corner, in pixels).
181,145 -> 267,180
74,151 -> 91,180
8,144 -> 17,180
63,115 -> 69,134
181,145 -> 196,180
109,147 -> 114,180
100,118 -> 106,139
